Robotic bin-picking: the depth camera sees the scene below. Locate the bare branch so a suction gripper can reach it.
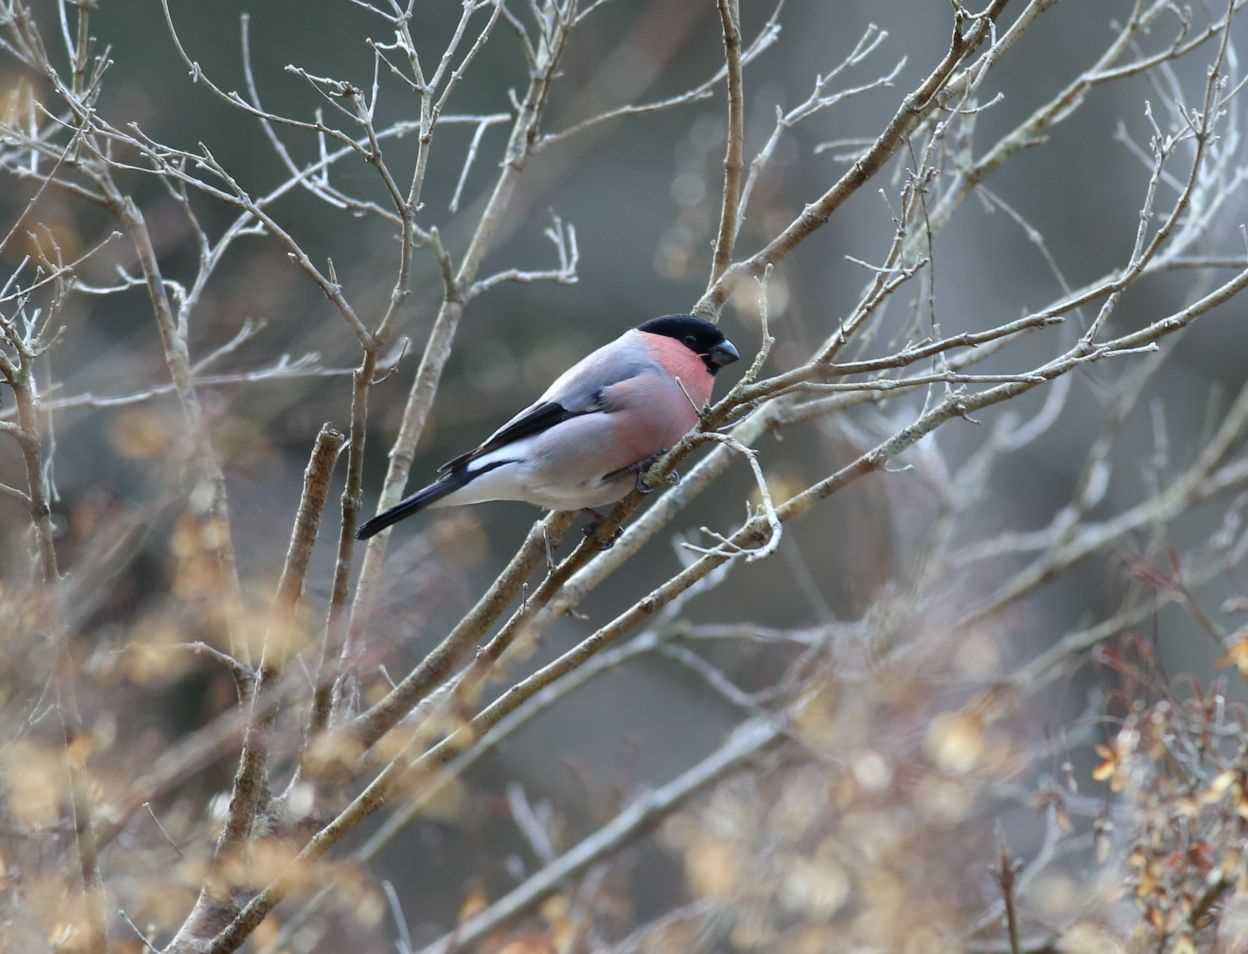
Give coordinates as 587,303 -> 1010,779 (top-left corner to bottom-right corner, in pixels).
695,0 -> 1010,313
223,423 -> 342,843
706,0 -> 744,289
344,1 -> 576,705
416,718 -> 780,953
178,424 -> 341,942
534,4 -> 782,151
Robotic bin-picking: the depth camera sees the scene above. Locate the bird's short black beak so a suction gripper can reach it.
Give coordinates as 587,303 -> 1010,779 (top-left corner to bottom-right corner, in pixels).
709,338 -> 740,369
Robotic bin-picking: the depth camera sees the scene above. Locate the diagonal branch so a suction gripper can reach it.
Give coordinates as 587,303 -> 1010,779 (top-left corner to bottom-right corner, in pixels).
416,717 -> 781,953
694,0 -> 1010,313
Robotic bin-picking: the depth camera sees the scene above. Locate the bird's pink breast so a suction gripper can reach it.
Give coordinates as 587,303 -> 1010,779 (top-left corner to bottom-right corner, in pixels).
637,332 -> 714,408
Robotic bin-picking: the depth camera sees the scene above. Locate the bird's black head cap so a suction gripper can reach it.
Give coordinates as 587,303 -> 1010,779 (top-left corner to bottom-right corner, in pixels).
637,314 -> 740,375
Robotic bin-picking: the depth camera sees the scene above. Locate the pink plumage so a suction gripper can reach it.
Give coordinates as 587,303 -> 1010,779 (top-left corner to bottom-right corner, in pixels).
637,330 -> 716,409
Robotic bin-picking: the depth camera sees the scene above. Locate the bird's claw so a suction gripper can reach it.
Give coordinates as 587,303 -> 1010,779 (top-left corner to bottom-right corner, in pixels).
579,509 -> 622,548
631,449 -> 675,495
598,526 -> 623,549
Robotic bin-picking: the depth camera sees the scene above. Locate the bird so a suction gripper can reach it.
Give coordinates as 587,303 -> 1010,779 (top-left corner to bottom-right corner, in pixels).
357,314 -> 740,539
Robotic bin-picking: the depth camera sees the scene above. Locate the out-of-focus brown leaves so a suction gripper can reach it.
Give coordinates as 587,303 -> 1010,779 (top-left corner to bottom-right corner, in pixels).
395,770 -> 467,824
1085,687 -> 1248,948
758,467 -> 803,508
169,513 -> 232,603
924,710 -> 986,775
2,740 -> 63,829
1059,920 -> 1130,954
477,892 -> 593,954
683,834 -> 746,899
17,875 -> 96,952
491,936 -> 557,954
429,512 -> 489,570
1216,629 -> 1248,676
459,881 -> 489,922
642,620 -> 1081,952
20,216 -> 81,263
217,837 -> 373,903
210,414 -> 275,472
301,730 -> 365,782
0,581 -> 57,646
119,616 -> 193,687
134,875 -> 198,933
109,408 -> 179,461
1092,741 -> 1128,792
778,852 -> 851,917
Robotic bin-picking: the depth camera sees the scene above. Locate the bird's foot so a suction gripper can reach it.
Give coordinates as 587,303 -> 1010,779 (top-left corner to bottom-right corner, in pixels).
580,509 -> 622,549
640,465 -> 680,491
628,449 -> 679,494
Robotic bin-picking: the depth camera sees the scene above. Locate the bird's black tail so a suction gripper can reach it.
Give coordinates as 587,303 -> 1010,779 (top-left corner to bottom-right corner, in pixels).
356,459 -> 511,540
356,473 -> 463,540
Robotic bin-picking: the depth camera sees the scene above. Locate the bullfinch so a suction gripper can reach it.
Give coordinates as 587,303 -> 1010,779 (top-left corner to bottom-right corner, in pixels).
357,315 -> 740,539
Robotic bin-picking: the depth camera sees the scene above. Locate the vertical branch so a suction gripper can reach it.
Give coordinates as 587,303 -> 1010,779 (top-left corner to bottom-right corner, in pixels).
310,354 -> 374,737
997,831 -> 1022,954
61,687 -> 109,954
219,423 -> 341,855
313,8 -> 510,725
70,0 -> 90,96
344,2 -> 576,685
0,251 -> 63,581
2,268 -> 106,945
0,85 -> 103,944
706,0 -> 744,293
100,182 -> 245,661
6,368 -> 59,580
3,320 -> 103,947
264,425 -> 344,667
166,425 -> 340,953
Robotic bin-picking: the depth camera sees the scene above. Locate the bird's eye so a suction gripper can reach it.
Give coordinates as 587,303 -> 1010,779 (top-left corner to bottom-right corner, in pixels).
684,335 -> 697,346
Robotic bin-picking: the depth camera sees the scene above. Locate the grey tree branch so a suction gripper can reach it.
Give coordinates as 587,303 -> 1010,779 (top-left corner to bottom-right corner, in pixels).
342,0 -> 576,714
706,0 -> 744,291
694,0 -> 1010,314
0,340 -> 59,581
170,424 -> 341,947
98,175 -> 247,663
417,717 -> 781,953
534,3 -> 781,151
60,687 -> 110,954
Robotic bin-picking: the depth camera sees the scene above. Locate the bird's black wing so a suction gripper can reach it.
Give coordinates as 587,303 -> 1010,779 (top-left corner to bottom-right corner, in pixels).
435,344 -> 654,476
436,396 -> 603,475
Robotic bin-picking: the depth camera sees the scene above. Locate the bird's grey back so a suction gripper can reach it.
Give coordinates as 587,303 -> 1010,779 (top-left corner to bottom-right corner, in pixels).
537,329 -> 655,413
